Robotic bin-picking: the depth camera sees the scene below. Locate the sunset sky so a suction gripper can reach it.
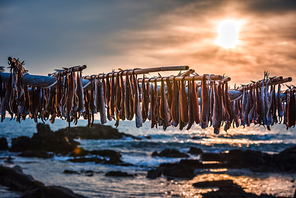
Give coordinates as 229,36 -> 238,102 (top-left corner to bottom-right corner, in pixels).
1,0 -> 296,86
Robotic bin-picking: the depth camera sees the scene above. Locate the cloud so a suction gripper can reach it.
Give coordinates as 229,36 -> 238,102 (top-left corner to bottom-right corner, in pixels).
1,0 -> 296,86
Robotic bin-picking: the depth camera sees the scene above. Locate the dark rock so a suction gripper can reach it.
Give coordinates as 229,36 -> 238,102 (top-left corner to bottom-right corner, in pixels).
18,150 -> 54,159
144,135 -> 151,139
22,185 -> 85,198
276,145 -> 296,172
191,136 -> 202,140
194,180 -> 281,198
0,165 -> 85,197
187,147 -> 203,155
9,123 -> 79,155
85,173 -> 94,177
162,164 -> 195,179
80,170 -> 94,174
9,136 -> 38,152
4,156 -> 14,164
152,149 -> 189,158
179,159 -> 203,167
0,137 -> 9,150
148,162 -> 196,179
56,123 -> 140,140
201,152 -> 223,161
63,170 -> 80,174
147,167 -> 164,179
105,171 -> 135,177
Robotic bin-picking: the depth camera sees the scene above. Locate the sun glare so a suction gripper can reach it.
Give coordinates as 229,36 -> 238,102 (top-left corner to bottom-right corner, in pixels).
216,20 -> 240,49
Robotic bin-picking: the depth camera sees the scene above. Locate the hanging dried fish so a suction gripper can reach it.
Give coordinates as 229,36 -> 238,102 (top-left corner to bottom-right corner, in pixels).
186,80 -> 194,130
170,77 -> 179,127
287,89 -> 295,128
180,77 -> 188,123
98,80 -> 107,124
201,74 -> 208,123
132,70 -> 142,128
118,71 -> 125,120
212,81 -> 222,134
159,77 -> 170,130
125,70 -> 133,121
141,75 -> 148,122
277,84 -> 283,123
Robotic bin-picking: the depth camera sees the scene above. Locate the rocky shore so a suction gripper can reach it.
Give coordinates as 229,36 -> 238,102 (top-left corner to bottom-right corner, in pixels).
1,123 -> 296,197
0,165 -> 85,198
147,147 -> 296,197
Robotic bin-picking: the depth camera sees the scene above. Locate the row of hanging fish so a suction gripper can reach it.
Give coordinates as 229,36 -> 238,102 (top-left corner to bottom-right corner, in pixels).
84,72 -> 233,133
0,58 -> 88,127
0,57 -> 295,133
230,73 -> 296,131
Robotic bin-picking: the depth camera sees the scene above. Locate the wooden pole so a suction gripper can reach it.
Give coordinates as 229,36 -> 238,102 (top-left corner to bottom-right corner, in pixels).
84,65 -> 189,80
138,74 -> 223,82
0,72 -> 90,88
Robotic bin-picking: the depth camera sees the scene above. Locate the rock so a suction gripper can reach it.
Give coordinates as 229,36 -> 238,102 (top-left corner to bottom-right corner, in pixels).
187,147 -> 203,155
151,149 -> 189,158
56,124 -> 140,140
201,152 -> 223,161
147,167 -> 164,179
9,136 -> 38,152
147,162 -> 196,179
144,135 -> 151,139
4,156 -> 14,164
162,164 -> 195,179
0,137 -> 9,150
276,145 -> 296,172
9,123 -> 80,155
105,171 -> 135,177
0,165 -> 85,197
194,180 -> 280,198
22,185 -> 86,198
63,170 -> 80,174
85,172 -> 94,177
18,150 -> 54,159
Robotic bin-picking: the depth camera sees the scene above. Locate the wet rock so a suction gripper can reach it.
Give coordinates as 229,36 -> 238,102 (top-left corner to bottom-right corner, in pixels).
152,149 -> 189,158
22,185 -> 86,198
201,152 -> 224,161
187,147 -> 203,155
9,123 -> 79,155
56,123 -> 140,140
193,180 -> 281,198
0,137 -> 9,150
18,150 -> 54,159
147,167 -> 164,179
105,171 -> 135,177
9,136 -> 38,152
4,156 -> 14,164
162,164 -> 195,179
0,165 -> 85,198
147,162 -> 196,179
63,170 -> 80,174
276,145 -> 296,172
85,172 -> 94,177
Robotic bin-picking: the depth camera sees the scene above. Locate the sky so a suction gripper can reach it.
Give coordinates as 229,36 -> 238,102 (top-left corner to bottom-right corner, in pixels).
1,0 -> 296,86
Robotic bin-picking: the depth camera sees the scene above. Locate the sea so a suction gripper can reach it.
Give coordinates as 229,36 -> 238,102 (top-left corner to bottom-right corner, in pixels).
0,117 -> 295,197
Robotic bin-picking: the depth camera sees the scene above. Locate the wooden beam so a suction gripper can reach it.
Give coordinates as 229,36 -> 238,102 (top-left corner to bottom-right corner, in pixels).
84,65 -> 189,79
0,72 -> 90,88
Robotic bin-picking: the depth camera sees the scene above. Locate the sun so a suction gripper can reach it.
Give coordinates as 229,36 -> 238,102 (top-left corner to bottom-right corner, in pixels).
216,20 -> 240,49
